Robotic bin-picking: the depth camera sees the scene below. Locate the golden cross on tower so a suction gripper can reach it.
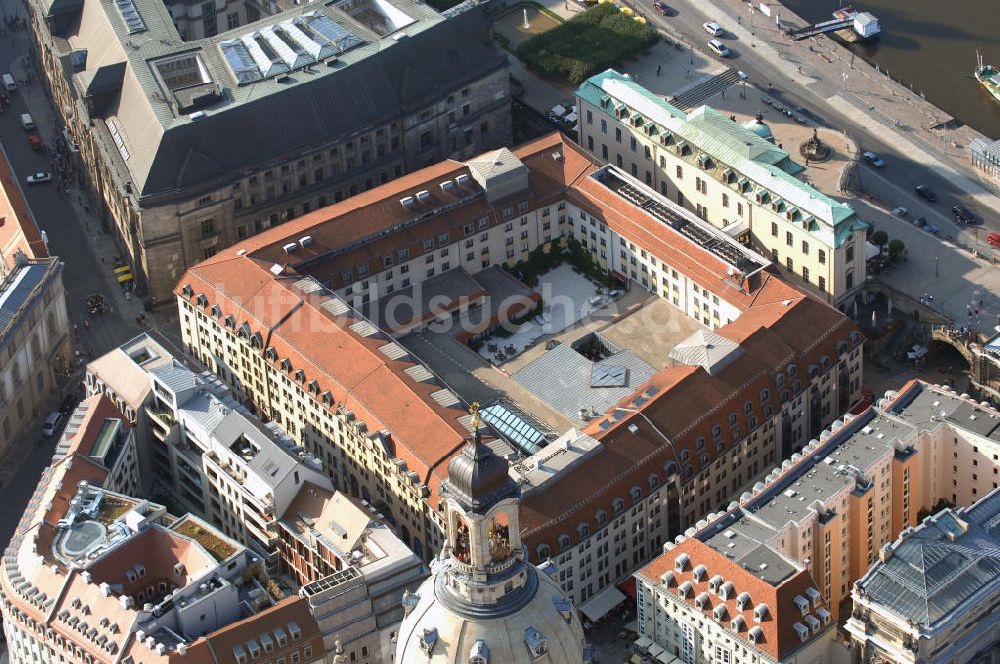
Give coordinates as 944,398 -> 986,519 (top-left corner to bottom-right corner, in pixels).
470,401 -> 480,433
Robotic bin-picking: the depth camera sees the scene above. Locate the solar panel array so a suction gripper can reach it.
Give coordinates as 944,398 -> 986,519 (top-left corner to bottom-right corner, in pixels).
596,169 -> 763,275
219,11 -> 363,85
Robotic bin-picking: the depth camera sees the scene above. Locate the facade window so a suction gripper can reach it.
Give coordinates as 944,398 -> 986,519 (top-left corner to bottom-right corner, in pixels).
818,249 -> 826,264
771,222 -> 778,237
201,219 -> 215,237
785,231 -> 793,247
786,257 -> 794,272
802,240 -> 809,255
802,266 -> 810,283
818,276 -> 826,291
722,193 -> 729,208
675,165 -> 683,180
846,245 -> 854,262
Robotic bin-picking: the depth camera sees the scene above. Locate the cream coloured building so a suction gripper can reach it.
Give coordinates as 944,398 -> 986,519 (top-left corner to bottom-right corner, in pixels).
845,488 -> 1000,664
176,134 -> 862,616
576,70 -> 870,308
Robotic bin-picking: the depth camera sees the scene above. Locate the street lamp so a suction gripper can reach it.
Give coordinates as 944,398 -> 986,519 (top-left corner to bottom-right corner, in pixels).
934,256 -> 939,277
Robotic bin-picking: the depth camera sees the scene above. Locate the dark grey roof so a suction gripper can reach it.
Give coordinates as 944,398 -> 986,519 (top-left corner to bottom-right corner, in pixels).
137,9 -> 503,198
0,262 -> 50,340
443,434 -> 517,511
856,488 -> 1000,629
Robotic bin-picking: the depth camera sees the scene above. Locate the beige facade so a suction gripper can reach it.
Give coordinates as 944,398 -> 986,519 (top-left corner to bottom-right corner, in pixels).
0,258 -> 72,454
27,0 -> 511,304
845,488 -> 1000,664
576,70 -> 869,308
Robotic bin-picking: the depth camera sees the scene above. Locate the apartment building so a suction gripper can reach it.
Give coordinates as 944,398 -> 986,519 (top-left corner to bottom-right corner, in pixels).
845,488 -> 1000,664
53,393 -> 141,496
27,0 -> 511,304
143,360 -> 332,562
636,538 -> 834,664
0,257 -> 72,454
279,484 -> 426,664
633,378 -> 1000,664
85,332 -> 178,493
176,133 -> 861,611
1,144 -> 49,276
0,451 -> 324,664
576,70 -> 870,307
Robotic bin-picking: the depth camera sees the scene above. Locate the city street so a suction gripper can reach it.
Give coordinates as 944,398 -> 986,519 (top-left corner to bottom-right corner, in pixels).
0,0 -> 153,540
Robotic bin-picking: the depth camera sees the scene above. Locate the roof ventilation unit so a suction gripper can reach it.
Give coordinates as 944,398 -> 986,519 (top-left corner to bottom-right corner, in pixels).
299,235 -> 313,248
400,196 -> 416,208
415,190 -> 431,203
188,111 -> 206,121
283,243 -> 298,253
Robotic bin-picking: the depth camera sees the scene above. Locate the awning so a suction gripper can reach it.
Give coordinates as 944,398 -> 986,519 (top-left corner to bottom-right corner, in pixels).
551,104 -> 567,117
565,112 -> 578,123
865,241 -> 881,260
649,643 -> 665,657
634,637 -> 653,651
611,271 -> 628,284
657,652 -> 678,663
579,585 -> 627,622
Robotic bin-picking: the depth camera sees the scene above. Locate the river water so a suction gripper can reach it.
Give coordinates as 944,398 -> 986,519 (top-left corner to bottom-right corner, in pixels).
778,0 -> 1000,138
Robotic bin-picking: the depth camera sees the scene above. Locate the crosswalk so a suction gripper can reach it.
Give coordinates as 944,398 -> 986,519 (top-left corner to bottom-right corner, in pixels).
671,68 -> 743,111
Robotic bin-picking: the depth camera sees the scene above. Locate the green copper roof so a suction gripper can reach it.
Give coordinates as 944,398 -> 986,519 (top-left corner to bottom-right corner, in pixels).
576,69 -> 862,244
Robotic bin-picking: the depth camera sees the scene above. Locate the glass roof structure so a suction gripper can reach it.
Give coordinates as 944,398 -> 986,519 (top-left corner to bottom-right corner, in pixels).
480,400 -> 552,455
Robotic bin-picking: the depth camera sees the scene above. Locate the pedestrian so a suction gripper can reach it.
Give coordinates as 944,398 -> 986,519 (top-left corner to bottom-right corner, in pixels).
656,64 -> 661,76
767,82 -> 773,92
737,16 -> 741,24
100,254 -> 104,263
83,319 -> 90,331
721,89 -> 725,98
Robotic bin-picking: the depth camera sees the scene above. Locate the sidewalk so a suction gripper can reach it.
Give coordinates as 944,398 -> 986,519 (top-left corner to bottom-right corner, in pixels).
4,0 -> 180,348
679,0 -> 1000,212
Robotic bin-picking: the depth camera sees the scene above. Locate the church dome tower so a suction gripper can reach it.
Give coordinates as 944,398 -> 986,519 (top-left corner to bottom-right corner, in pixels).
394,404 -> 589,663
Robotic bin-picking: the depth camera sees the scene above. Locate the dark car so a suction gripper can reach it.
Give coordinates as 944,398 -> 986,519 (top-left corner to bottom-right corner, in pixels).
914,185 -> 937,203
952,205 -> 979,224
653,0 -> 674,14
59,393 -> 79,415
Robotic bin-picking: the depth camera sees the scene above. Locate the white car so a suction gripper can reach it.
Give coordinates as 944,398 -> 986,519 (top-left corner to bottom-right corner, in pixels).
703,21 -> 723,36
26,172 -> 52,184
708,39 -> 730,57
41,411 -> 63,437
862,151 -> 885,168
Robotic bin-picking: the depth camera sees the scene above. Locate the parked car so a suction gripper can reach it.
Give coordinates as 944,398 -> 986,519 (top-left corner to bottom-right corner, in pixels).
988,232 -> 1000,249
652,1 -> 674,15
952,204 -> 979,224
707,39 -> 730,57
703,21 -> 723,36
862,151 -> 885,168
913,216 -> 928,228
25,172 -> 52,184
924,224 -> 940,235
891,207 -> 908,218
59,393 -> 79,415
914,185 -> 937,202
41,411 -> 63,437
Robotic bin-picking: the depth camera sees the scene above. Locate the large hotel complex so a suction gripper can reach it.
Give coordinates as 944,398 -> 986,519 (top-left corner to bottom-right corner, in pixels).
7,6 -> 1000,654
173,128 -> 863,612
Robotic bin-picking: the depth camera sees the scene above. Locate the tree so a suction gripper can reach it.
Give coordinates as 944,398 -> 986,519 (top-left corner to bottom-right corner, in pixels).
870,230 -> 889,251
888,239 -> 906,262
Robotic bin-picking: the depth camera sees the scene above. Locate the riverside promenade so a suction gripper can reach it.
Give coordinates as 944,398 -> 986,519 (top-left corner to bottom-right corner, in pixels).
673,0 -> 1000,209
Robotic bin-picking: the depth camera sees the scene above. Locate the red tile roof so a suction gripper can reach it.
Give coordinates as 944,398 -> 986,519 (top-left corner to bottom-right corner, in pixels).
61,394 -> 130,460
176,133 -> 859,547
636,538 -> 830,660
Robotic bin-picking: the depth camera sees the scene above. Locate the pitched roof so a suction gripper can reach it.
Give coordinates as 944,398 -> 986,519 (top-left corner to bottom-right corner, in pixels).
577,69 -> 859,231
637,537 -> 831,660
56,393 -> 130,461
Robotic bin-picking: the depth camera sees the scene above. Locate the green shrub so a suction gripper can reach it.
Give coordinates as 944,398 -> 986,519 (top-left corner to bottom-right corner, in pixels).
516,4 -> 658,84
